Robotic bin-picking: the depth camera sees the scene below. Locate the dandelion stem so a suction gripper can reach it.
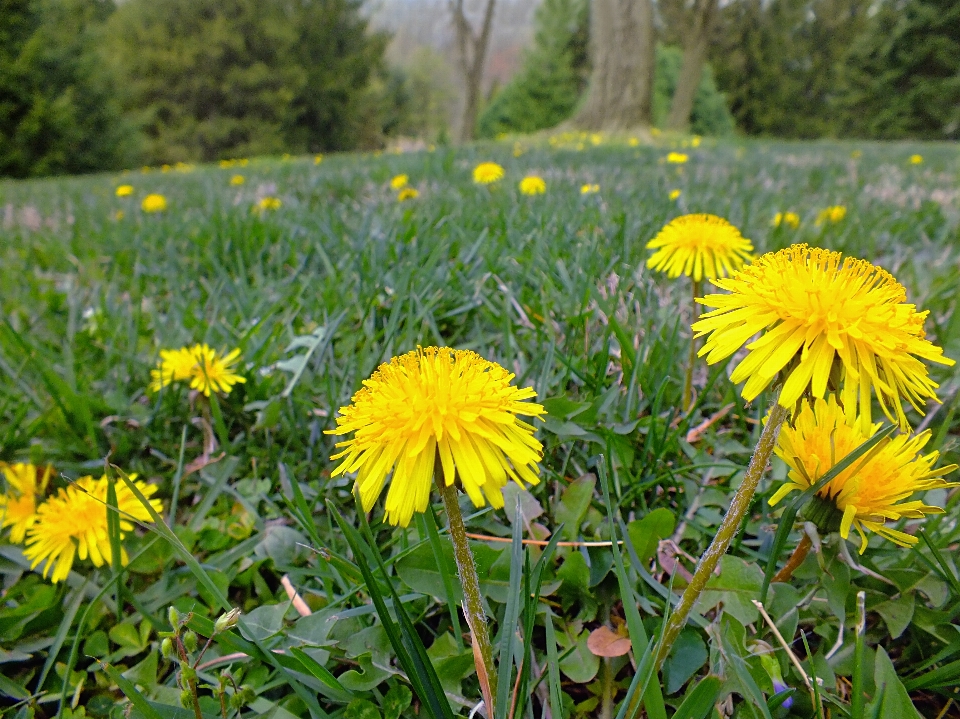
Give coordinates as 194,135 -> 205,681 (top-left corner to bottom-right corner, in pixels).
683,279 -> 701,412
772,533 -> 812,583
440,479 -> 498,715
656,401 -> 789,669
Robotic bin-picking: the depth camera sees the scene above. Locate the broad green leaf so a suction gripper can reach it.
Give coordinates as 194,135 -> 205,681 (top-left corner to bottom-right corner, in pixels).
558,624 -> 600,683
626,508 -> 675,565
699,556 -> 764,625
875,592 -> 915,641
867,648 -> 922,719
239,602 -> 288,641
555,474 -> 596,540
663,630 -> 708,695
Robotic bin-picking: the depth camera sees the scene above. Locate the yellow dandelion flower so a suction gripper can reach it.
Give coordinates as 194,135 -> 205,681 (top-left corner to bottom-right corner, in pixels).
651,128 -> 662,137
398,188 -> 419,201
230,175 -> 245,186
815,205 -> 846,225
646,214 -> 754,282
628,137 -> 640,147
519,176 -> 546,195
772,211 -> 800,229
238,158 -> 249,167
666,152 -> 688,164
23,475 -> 161,583
668,189 -> 682,201
589,133 -> 602,146
189,344 -> 246,397
771,395 -> 957,553
581,184 -> 599,195
141,194 -> 167,213
161,164 -> 171,173
693,244 -> 955,430
114,210 -> 124,221
691,136 -> 702,148
314,154 -> 323,165
390,174 -> 409,190
473,162 -> 505,185
149,347 -> 197,393
0,463 -> 53,544
219,159 -> 236,169
115,185 -> 133,197
256,197 -> 282,212
909,154 -> 923,165
850,150 -> 862,159
326,347 -> 545,527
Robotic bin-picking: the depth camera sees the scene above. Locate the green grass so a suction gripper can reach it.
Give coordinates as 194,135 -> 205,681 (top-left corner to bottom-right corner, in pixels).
1,136 -> 959,719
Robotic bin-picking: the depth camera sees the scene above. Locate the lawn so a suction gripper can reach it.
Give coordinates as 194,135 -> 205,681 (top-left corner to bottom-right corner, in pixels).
1,136 -> 959,719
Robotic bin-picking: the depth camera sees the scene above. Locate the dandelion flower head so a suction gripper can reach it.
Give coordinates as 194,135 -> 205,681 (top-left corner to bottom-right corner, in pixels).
390,174 -> 408,190
256,197 -> 282,212
327,347 -> 545,527
693,244 -> 955,430
0,463 -> 52,544
668,189 -> 681,201
314,154 -> 323,164
909,154 -> 923,165
141,194 -> 167,213
398,188 -> 419,202
815,205 -> 846,225
773,212 -> 800,229
24,475 -> 161,583
230,174 -> 245,186
115,185 -> 133,197
150,347 -> 198,393
581,184 -> 599,195
189,344 -> 246,397
150,344 -> 246,396
473,162 -> 505,185
519,176 -> 546,195
666,152 -> 688,164
646,214 -> 754,282
771,395 -> 957,553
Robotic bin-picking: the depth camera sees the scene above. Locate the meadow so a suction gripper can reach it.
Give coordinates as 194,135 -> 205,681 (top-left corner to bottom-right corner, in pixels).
1,136 -> 959,719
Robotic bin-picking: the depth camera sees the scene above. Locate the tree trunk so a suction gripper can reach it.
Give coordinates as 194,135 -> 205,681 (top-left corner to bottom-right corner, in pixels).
450,0 -> 497,142
573,0 -> 655,130
666,0 -> 719,132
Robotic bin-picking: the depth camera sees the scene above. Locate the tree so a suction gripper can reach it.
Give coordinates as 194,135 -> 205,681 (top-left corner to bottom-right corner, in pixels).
573,0 -> 656,130
0,0 -> 132,177
710,0 -> 869,138
665,0 -> 719,132
477,0 -> 588,138
106,0 -> 387,164
838,0 -> 960,139
449,0 -> 497,142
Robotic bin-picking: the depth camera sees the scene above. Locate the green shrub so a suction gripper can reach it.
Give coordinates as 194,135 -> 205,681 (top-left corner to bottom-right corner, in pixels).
653,45 -> 735,137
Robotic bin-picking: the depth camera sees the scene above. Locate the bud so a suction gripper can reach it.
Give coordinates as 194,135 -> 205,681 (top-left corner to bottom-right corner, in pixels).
182,631 -> 198,653
180,666 -> 197,682
180,690 -> 193,709
239,685 -> 256,704
214,608 -> 242,634
160,637 -> 174,659
167,606 -> 181,628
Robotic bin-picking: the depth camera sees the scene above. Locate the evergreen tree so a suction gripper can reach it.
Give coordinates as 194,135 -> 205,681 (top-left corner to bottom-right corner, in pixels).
0,0 -> 132,177
710,0 -> 868,138
477,0 -> 588,138
106,0 -> 386,164
839,0 -> 960,139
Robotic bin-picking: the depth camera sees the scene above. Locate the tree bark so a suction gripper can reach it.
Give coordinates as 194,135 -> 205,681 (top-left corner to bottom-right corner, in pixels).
450,0 -> 497,142
666,0 -> 719,132
573,0 -> 655,130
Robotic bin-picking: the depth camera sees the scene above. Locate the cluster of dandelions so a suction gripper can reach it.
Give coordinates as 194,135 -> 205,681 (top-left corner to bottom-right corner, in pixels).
150,344 -> 246,396
390,174 -> 419,202
0,462 -> 161,583
472,161 -> 548,196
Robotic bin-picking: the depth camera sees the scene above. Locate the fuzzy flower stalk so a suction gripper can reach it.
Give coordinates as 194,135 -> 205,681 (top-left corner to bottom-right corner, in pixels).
327,347 -> 545,714
645,214 -> 754,410
656,243 -> 952,670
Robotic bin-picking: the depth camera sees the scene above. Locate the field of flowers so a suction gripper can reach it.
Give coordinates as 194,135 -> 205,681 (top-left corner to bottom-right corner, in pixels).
1,137 -> 959,719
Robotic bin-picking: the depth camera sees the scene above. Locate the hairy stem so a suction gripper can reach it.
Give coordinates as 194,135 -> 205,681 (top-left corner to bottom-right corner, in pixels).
682,279 -> 701,412
656,401 -> 789,669
772,533 -> 812,584
440,481 -> 498,714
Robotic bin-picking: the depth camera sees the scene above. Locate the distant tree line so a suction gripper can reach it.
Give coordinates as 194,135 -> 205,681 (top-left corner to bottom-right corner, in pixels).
478,0 -> 959,140
1,0 -> 957,177
0,0 -> 394,177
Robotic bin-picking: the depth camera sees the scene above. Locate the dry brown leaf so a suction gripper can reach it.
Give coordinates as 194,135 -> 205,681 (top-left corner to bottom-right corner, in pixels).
587,625 -> 631,657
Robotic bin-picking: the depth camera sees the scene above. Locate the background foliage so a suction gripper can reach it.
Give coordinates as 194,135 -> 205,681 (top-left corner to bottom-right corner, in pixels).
1,137 -> 959,717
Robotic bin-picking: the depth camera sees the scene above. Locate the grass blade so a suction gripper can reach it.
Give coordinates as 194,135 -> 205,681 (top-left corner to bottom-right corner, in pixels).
671,675 -> 723,719
495,499 -> 524,719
